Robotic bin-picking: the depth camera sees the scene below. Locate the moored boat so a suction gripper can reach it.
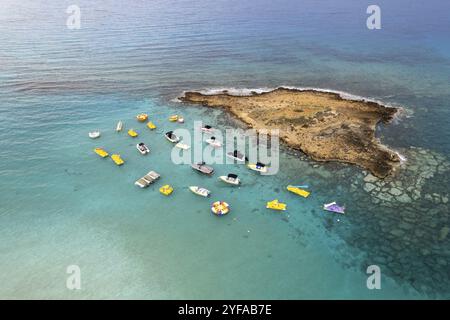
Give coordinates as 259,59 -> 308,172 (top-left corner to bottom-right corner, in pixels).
111,154 -> 124,166
136,142 -> 150,155
287,185 -> 310,198
226,150 -> 246,162
89,131 -> 101,139
146,121 -> 156,130
175,142 -> 190,150
201,125 -> 214,134
219,173 -> 240,185
165,131 -> 180,143
191,162 -> 214,175
169,115 -> 179,122
189,186 -> 211,197
94,148 -> 109,158
247,162 -> 268,173
136,114 -> 148,122
128,129 -> 138,137
211,201 -> 230,216
266,199 -> 287,211
159,184 -> 174,196
116,121 -> 123,132
177,117 -> 184,123
323,202 -> 345,214
205,136 -> 222,148
135,171 -> 160,188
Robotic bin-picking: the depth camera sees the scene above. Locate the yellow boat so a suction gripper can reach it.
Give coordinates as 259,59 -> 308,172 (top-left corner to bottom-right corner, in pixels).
147,121 -> 156,130
136,114 -> 148,122
128,129 -> 138,137
159,184 -> 173,196
111,154 -> 124,166
94,148 -> 109,158
169,115 -> 179,122
266,199 -> 287,211
287,185 -> 310,198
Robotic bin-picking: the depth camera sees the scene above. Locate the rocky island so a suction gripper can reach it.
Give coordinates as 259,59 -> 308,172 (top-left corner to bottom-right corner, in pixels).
181,87 -> 401,178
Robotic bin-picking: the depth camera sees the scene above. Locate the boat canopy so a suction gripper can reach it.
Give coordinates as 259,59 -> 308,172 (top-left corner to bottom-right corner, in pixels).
228,173 -> 238,179
256,162 -> 266,167
204,125 -> 212,129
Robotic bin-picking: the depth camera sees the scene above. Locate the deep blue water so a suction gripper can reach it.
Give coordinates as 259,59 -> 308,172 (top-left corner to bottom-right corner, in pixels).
0,0 -> 449,299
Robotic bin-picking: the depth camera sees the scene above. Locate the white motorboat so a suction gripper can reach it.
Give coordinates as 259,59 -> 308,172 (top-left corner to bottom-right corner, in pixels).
175,142 -> 190,150
136,142 -> 150,155
205,136 -> 222,148
89,131 -> 101,139
191,162 -> 214,175
201,125 -> 214,134
226,150 -> 246,162
189,186 -> 211,197
116,121 -> 123,132
219,174 -> 240,185
247,162 -> 268,173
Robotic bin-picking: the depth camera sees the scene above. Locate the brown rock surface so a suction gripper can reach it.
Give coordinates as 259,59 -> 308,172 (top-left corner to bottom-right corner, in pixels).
180,87 -> 401,178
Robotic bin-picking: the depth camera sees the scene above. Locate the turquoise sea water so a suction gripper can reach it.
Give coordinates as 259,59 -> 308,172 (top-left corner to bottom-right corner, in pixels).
0,0 -> 449,299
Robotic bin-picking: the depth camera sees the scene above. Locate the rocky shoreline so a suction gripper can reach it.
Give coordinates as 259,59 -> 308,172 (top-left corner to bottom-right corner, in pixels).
180,87 -> 400,178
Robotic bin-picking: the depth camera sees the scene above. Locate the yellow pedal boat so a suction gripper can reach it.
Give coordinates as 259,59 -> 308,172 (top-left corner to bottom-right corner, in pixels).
266,199 -> 287,211
111,154 -> 124,166
128,129 -> 138,137
136,114 -> 148,122
287,185 -> 310,198
94,148 -> 109,158
169,115 -> 179,122
147,121 -> 156,130
159,184 -> 174,196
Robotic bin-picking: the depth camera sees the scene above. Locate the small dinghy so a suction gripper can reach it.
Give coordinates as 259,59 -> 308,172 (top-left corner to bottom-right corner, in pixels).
287,185 -> 310,198
266,199 -> 287,211
165,131 -> 180,143
226,150 -> 246,162
211,201 -> 230,216
94,148 -> 108,158
247,162 -> 268,173
146,121 -> 156,130
136,114 -> 148,122
116,121 -> 123,132
219,173 -> 240,186
89,131 -> 101,139
136,142 -> 150,155
177,117 -> 185,123
205,136 -> 222,148
128,129 -> 138,137
191,161 -> 214,175
175,142 -> 190,150
189,186 -> 211,197
201,125 -> 214,134
323,202 -> 345,214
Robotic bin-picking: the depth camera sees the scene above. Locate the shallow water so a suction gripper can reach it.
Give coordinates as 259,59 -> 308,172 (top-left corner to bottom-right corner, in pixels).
0,0 -> 449,299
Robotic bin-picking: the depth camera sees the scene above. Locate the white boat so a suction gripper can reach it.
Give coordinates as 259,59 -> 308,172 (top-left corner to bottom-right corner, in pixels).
135,171 -> 160,188
247,162 -> 268,173
226,150 -> 246,162
219,174 -> 240,185
165,131 -> 180,143
136,142 -> 150,155
88,131 -> 101,139
191,162 -> 214,175
175,142 -> 190,150
201,125 -> 214,134
116,121 -> 123,132
177,117 -> 185,123
189,186 -> 211,197
205,137 -> 222,148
